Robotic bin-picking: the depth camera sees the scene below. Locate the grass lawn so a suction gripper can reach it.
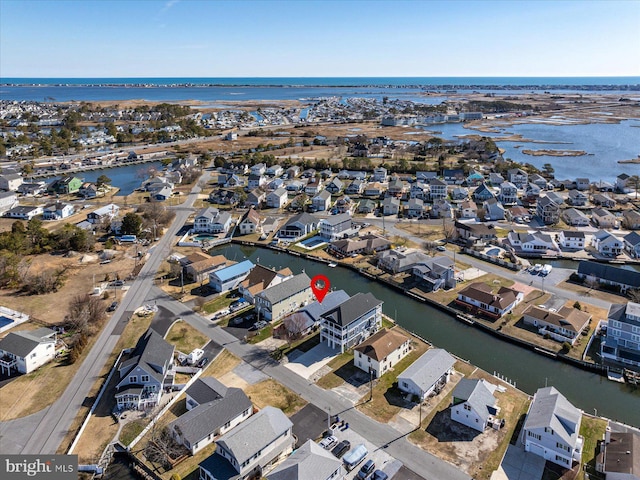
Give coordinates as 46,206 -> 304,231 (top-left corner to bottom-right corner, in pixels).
357,338 -> 430,423
165,320 -> 209,354
120,420 -> 146,446
579,415 -> 607,480
204,350 -> 241,377
245,379 -> 307,415
315,352 -> 355,389
202,292 -> 236,314
247,324 -> 273,344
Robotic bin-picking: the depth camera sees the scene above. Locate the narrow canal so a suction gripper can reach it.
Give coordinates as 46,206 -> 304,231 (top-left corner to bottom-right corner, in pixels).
213,244 -> 640,426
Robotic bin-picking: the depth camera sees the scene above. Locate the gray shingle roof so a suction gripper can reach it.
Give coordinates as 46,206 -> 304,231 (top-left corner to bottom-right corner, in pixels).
398,348 -> 456,392
524,386 -> 581,447
119,329 -> 174,383
257,273 -> 311,305
268,439 -> 343,480
322,292 -> 383,327
577,260 -> 640,288
185,377 -> 228,405
0,327 -> 56,357
452,379 -> 497,422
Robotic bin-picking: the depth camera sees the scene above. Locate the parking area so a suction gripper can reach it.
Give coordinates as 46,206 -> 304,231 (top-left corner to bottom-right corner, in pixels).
289,403 -> 328,447
284,342 -> 339,380
222,312 -> 258,340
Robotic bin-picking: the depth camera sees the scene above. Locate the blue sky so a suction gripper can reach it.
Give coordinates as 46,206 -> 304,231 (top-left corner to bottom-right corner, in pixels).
1,0 -> 638,77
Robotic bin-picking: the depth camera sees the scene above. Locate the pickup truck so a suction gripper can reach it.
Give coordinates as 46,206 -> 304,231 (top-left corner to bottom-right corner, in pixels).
342,443 -> 368,471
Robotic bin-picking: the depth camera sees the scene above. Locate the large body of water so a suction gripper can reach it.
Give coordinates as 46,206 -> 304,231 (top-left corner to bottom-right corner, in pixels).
212,244 -> 640,426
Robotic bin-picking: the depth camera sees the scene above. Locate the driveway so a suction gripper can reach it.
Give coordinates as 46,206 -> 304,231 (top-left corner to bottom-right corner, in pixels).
284,342 -> 339,380
289,403 -> 328,447
492,444 -> 545,480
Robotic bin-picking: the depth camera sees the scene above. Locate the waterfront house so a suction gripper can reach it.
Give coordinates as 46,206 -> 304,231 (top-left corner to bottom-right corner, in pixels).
42,202 -> 74,221
592,208 -> 619,229
592,193 -> 616,208
0,173 -> 23,192
0,327 -> 57,376
559,230 -> 586,250
266,188 -> 288,209
237,208 -> 262,236
562,208 -> 590,227
530,174 -> 549,190
238,265 -> 292,305
456,282 -> 523,319
591,230 -> 623,256
411,256 -> 456,291
596,427 -> 640,480
398,348 -> 456,401
0,191 -> 18,214
345,179 -> 365,195
278,213 -> 317,240
508,168 -> 529,189
325,178 -> 344,195
623,210 -> 640,230
382,196 -> 400,216
48,176 -> 82,195
429,178 -> 448,201
536,196 -> 561,225
522,305 -> 591,345
455,221 -> 497,243
79,182 -> 99,199
473,182 -> 495,202
209,260 -> 254,293
498,182 -> 518,205
451,379 -> 498,432
17,182 -> 46,197
483,198 -> 505,221
459,200 -> 478,219
405,198 -> 425,218
319,213 -> 352,241
4,205 -> 43,220
329,234 -> 391,258
193,207 -> 232,234
320,292 -> 383,353
378,248 -> 430,274
114,329 -> 175,410
523,386 -> 583,468
198,406 -> 294,480
624,231 -> 640,258
169,377 -> 252,455
601,302 -> 640,369
87,203 -> 120,224
507,231 -> 559,253
246,190 -> 266,208
312,190 -> 332,212
183,253 -> 229,284
267,439 -> 345,480
255,273 -> 313,322
567,189 -> 588,206
577,260 -> 640,292
353,328 -> 410,378
574,178 -> 590,191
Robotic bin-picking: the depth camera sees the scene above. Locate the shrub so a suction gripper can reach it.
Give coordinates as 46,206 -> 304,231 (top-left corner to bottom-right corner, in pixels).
561,341 -> 572,353
573,301 -> 582,310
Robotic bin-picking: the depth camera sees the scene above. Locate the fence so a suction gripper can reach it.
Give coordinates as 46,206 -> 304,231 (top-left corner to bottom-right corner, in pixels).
463,248 -> 522,271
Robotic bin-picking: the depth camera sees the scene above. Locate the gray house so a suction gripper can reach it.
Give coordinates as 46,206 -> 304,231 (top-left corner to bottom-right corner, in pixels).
268,439 -> 345,480
451,379 -> 498,432
278,213 -> 318,240
411,256 -> 456,291
601,302 -> 640,369
397,348 -> 456,401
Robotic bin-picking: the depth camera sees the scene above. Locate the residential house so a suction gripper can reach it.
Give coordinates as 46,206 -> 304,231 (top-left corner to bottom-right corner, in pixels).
372,167 -> 388,182
523,386 -> 583,468
4,205 -> 43,220
624,231 -> 640,258
575,178 -> 590,191
152,185 -> 173,202
498,182 -> 518,205
266,188 -> 288,209
247,174 -> 267,190
456,282 -> 524,318
17,182 -> 46,197
250,163 -> 267,176
266,178 -> 284,191
114,329 -> 175,410
473,183 -> 495,202
508,168 -> 529,189
616,173 -> 631,193
319,213 -> 352,241
592,230 -> 624,256
525,183 -> 542,199
198,406 -> 294,480
363,182 -> 384,198
410,182 -> 429,200
466,171 -> 484,187
353,328 -> 411,378
0,328 -> 57,376
0,173 -> 23,192
508,206 -> 530,223
304,178 -> 323,196
280,290 -> 352,340
143,176 -> 174,193
602,302 -> 640,369
218,174 -> 243,188
286,166 -> 300,179
183,253 -> 228,284
261,217 -> 280,235
429,178 -> 448,201
0,191 -> 19,214
334,196 -> 354,214
483,198 -> 505,221
443,168 -> 464,185
237,209 -> 262,236
382,197 -> 400,216
416,171 -> 438,182
255,273 -> 313,321
345,179 -> 365,195
459,200 -> 478,219
357,199 -> 376,214
193,207 -> 232,234
47,176 -> 83,194
455,221 -> 497,243
412,256 -> 456,291
387,178 -> 406,197
536,196 -> 561,225
562,208 -> 590,227
285,180 -> 304,193
488,172 -> 505,185
209,260 -> 255,293
623,210 -> 640,230
266,165 -> 283,177
378,248 -> 430,274
320,292 -> 383,353
530,174 -> 549,190
397,348 -> 456,401
523,305 -> 591,345
246,190 -> 266,208
592,193 -> 616,208
87,203 -> 120,224
596,427 -> 640,480
546,191 -> 564,206
507,231 -> 559,253
451,379 -> 498,432
592,208 -> 619,229
451,186 -> 469,201
431,198 -> 453,219
567,190 -> 588,206
238,265 -> 292,305
169,377 -> 252,455
312,190 -> 332,212
79,182 -> 99,199
267,439 -> 345,480
209,189 -> 240,206
278,213 -> 317,240
405,198 -> 425,218
329,235 -> 391,258
559,231 -> 586,250
42,202 -> 74,220
325,178 -> 344,195
577,260 -> 640,293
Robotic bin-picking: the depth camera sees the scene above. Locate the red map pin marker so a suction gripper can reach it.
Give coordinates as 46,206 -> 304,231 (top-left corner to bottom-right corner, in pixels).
310,274 -> 330,303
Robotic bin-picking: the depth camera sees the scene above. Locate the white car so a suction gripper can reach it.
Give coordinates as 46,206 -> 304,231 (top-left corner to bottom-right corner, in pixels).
319,435 -> 338,450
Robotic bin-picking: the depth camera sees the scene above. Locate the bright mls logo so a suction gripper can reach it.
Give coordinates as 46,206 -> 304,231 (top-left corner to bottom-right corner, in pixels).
1,455 -> 77,480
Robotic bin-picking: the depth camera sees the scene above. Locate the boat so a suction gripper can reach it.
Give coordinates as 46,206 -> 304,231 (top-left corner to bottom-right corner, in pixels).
328,263 -> 337,268
541,265 -> 552,275
533,264 -> 543,273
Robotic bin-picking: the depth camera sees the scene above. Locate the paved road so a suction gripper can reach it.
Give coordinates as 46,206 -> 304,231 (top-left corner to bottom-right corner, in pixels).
149,288 -> 470,480
0,169 -> 213,455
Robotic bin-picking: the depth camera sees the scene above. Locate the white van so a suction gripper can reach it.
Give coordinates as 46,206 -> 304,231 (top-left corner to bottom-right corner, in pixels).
187,349 -> 204,365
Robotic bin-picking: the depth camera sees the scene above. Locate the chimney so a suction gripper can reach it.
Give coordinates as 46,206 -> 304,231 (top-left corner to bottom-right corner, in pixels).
605,426 -> 611,445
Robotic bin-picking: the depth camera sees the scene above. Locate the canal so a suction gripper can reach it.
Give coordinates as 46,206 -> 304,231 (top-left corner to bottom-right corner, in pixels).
213,243 -> 640,426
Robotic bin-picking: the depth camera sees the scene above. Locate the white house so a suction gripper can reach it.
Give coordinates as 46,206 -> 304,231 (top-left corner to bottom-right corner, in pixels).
312,190 -> 332,212
522,305 -> 592,345
459,200 -> 478,219
382,197 -> 400,216
237,209 -> 262,236
42,202 -> 74,220
397,348 -> 456,401
353,328 -> 411,378
562,208 -> 590,227
209,260 -> 254,293
498,182 -> 518,205
266,188 -> 288,209
319,213 -> 352,241
278,213 -> 318,240
0,327 -> 57,375
0,173 -> 24,192
372,167 -> 388,182
0,191 -> 19,214
451,379 -> 499,432
559,231 -> 586,250
523,387 -> 583,468
193,207 -> 232,234
507,231 -> 559,253
247,174 -> 267,189
592,230 -> 623,256
456,282 -> 523,319
592,208 -> 619,229
268,439 -> 345,480
87,203 -> 120,224
4,205 -> 43,220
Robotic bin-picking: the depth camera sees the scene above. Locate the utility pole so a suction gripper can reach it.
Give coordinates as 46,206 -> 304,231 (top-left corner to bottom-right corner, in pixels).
369,367 -> 374,402
181,267 -> 185,294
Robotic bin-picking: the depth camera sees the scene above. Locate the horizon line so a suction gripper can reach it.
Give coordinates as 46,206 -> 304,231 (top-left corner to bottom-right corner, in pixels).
2,75 -> 640,79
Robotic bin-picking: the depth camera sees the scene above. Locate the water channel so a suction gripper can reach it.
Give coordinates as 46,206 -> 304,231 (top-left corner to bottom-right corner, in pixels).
212,243 -> 640,426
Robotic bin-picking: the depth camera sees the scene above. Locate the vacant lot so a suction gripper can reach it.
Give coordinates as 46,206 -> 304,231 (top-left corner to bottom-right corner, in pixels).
245,379 -> 307,415
165,320 -> 209,354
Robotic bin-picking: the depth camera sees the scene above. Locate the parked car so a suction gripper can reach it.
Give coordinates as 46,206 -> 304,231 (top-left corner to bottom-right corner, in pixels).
372,470 -> 389,480
197,357 -> 209,368
331,440 -> 350,459
319,435 -> 338,450
249,320 -> 267,331
436,245 -> 447,252
107,301 -> 119,312
357,460 -> 376,479
109,280 -> 124,287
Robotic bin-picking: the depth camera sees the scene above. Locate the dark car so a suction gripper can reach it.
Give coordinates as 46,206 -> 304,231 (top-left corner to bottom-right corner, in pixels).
372,470 -> 388,480
357,460 -> 376,479
197,357 -> 209,368
107,301 -> 119,312
331,440 -> 350,459
109,280 -> 124,287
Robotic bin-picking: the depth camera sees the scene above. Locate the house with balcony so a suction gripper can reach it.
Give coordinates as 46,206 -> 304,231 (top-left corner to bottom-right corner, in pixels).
334,196 -> 354,214
601,302 -> 640,369
319,213 -> 352,241
286,166 -> 300,179
624,231 -> 640,258
193,207 -> 232,234
266,165 -> 283,177
567,189 -> 588,206
530,174 -> 549,190
592,230 -> 623,257
114,329 -> 175,410
523,305 -> 591,345
268,439 -> 345,480
459,199 -> 478,219
237,208 -> 262,236
388,177 -> 406,197
411,256 -> 456,291
372,167 -> 388,182
246,190 -> 266,208
17,182 -> 46,197
0,327 -> 57,376
405,198 -> 425,218
312,190 -> 332,212
353,328 -> 410,378
507,231 -> 559,253
574,178 -> 590,191
536,196 -> 561,225
42,202 -> 74,220
378,248 -> 430,274
209,260 -> 254,293
320,292 -> 383,353
444,168 -> 465,185
523,386 -> 583,468
239,265 -> 292,305
255,273 -> 313,321
410,182 -> 429,200
247,174 -> 267,190
456,282 -> 523,319
562,208 -> 590,227
559,230 -> 586,250
592,208 -> 619,229
169,377 -> 252,455
431,198 -> 453,219
198,406 -> 294,480
304,178 -> 323,196
266,188 -> 288,209
451,379 -> 499,432
429,178 -> 448,201
398,348 -> 456,401
508,168 -> 529,189
325,178 -> 344,195
451,186 -> 469,201
278,213 -> 318,240
498,182 -> 518,205
345,179 -> 365,195
363,182 -> 384,198
48,176 -> 83,194
382,196 -> 400,216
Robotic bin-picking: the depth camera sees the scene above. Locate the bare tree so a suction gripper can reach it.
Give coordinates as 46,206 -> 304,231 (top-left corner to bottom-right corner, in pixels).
282,313 -> 309,346
144,425 -> 185,470
424,241 -> 438,256
67,293 -> 106,333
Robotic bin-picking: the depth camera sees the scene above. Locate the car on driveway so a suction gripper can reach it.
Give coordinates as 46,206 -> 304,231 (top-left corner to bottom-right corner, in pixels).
319,435 -> 338,450
107,301 -> 119,312
249,320 -> 267,331
197,357 -> 209,368
331,440 -> 350,459
109,280 -> 125,287
436,245 -> 447,251
372,470 -> 388,480
357,460 -> 376,479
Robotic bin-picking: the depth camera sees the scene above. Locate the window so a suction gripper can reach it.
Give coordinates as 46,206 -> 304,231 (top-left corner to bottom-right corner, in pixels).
129,376 -> 137,383
30,353 -> 36,358
141,375 -> 149,382
527,431 -> 542,441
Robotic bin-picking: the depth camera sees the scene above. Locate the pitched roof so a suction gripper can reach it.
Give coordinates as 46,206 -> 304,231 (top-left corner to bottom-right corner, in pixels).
283,212 -> 317,229
458,282 -> 521,310
523,305 -> 591,333
268,439 -> 343,480
0,327 -> 56,357
354,328 -> 409,361
322,292 -> 383,327
211,260 -> 254,282
524,386 -> 582,447
257,273 -> 311,305
452,379 -> 497,422
398,348 -> 456,392
319,212 -> 351,227
301,290 -> 350,323
239,208 -> 261,225
604,431 -> 640,476
240,264 -> 281,292
577,261 -> 640,288
118,329 -> 174,383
